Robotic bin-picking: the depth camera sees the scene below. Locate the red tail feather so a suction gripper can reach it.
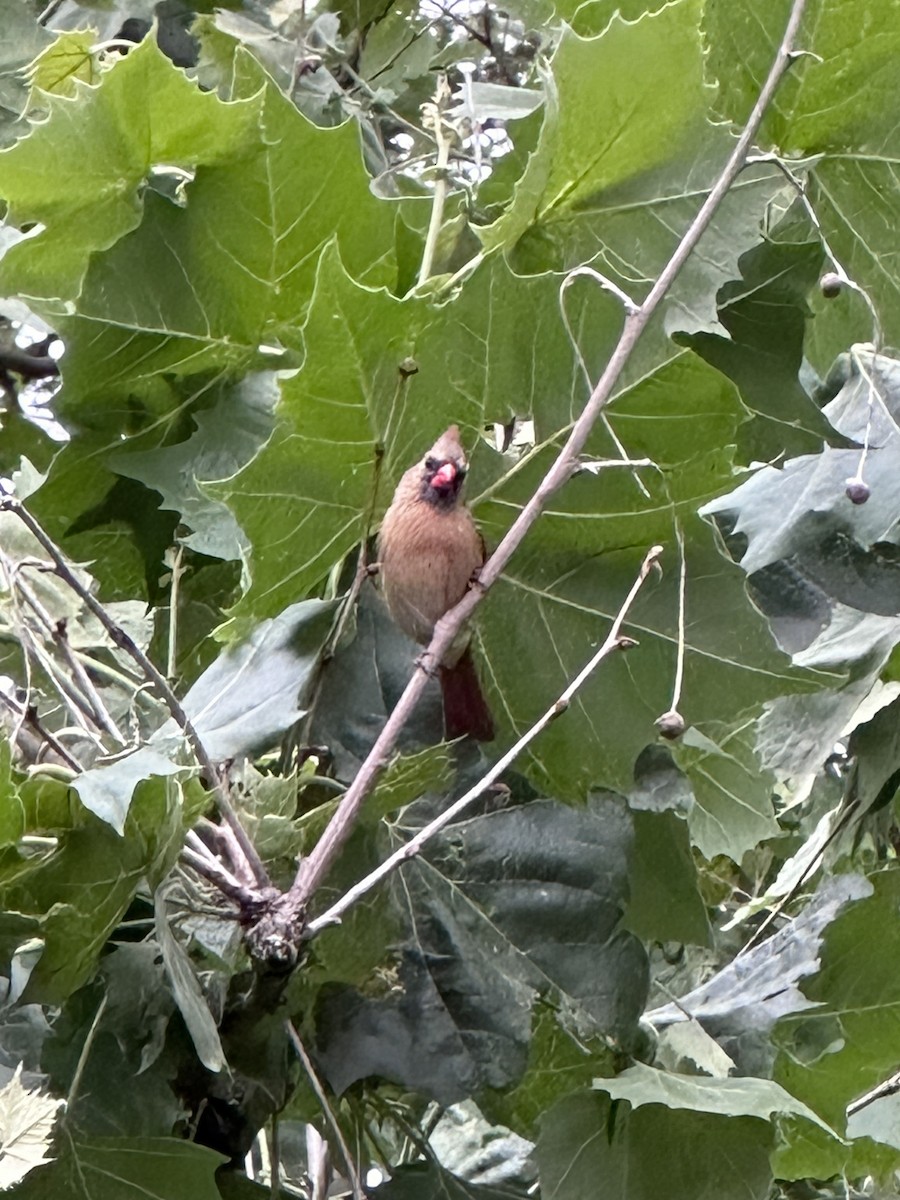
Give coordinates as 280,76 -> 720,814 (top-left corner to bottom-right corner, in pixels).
439,647 -> 494,741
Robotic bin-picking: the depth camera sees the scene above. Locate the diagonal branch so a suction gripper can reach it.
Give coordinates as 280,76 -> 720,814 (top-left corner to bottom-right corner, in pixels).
280,0 -> 810,922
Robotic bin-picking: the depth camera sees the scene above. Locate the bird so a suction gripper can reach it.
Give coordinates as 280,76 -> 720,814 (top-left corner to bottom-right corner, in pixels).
377,425 -> 495,741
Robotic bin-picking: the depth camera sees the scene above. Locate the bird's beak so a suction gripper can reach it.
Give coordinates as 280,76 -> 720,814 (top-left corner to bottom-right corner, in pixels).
431,462 -> 457,488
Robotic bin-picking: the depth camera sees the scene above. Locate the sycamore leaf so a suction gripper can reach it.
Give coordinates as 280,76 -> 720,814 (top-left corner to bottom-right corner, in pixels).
0,1064 -> 64,1190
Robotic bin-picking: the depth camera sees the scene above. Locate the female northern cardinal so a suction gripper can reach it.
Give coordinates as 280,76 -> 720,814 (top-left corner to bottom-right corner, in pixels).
378,426 -> 495,741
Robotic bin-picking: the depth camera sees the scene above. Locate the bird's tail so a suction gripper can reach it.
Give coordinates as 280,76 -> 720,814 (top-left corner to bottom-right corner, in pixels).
439,646 -> 495,741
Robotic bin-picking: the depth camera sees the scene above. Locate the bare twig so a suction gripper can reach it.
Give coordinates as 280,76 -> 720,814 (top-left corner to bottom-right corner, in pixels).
0,493 -> 272,892
166,544 -> 185,682
418,76 -> 452,287
0,687 -> 81,771
280,0 -> 809,924
181,831 -> 261,909
285,1021 -> 364,1199
670,519 -> 687,714
848,1069 -> 900,1119
306,544 -> 662,935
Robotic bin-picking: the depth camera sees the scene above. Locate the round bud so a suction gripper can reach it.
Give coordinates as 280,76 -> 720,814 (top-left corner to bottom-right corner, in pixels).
820,272 -> 843,299
655,709 -> 686,740
844,477 -> 870,505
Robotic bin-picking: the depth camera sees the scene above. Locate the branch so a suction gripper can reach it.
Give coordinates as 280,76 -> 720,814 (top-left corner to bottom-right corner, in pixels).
847,1070 -> 900,1119
279,0 -> 809,922
285,1021 -> 363,1199
306,544 -> 662,936
0,493 -> 273,892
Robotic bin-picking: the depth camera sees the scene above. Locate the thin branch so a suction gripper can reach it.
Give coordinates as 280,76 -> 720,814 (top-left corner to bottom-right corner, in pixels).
558,269 -> 652,500
847,1069 -> 900,1119
306,544 -> 662,936
285,1021 -> 364,1199
166,544 -> 185,681
181,833 -> 260,909
65,993 -> 108,1118
282,0 -> 809,923
418,76 -> 452,287
0,687 -> 81,771
670,518 -> 687,713
0,493 -> 272,892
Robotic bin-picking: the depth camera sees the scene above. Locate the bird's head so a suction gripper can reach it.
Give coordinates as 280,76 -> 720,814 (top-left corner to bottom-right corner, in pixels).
419,426 -> 468,508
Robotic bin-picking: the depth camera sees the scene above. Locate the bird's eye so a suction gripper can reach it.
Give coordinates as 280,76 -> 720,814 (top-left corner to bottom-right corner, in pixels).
424,457 -> 440,472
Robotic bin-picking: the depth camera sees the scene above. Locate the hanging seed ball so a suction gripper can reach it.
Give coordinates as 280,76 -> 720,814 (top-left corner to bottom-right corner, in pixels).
820,272 -> 843,299
655,709 -> 686,740
845,476 -> 870,505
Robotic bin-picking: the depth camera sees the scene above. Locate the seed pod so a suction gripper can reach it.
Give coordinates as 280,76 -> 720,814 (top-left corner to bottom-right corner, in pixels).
844,476 -> 870,505
655,709 -> 686,740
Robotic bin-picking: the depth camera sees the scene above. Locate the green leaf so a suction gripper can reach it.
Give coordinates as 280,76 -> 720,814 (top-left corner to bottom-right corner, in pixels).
113,373 -> 280,560
0,741 -> 25,849
315,796 -> 648,1102
26,30 -> 98,97
0,35 -> 261,301
597,1062 -> 838,1137
0,0 -> 52,144
537,1090 -> 775,1200
170,598 -> 338,760
626,810 -> 710,945
774,870 -> 900,1177
71,748 -> 184,836
674,724 -> 779,862
481,0 -> 785,337
2,776 -> 182,1005
6,1135 -> 225,1200
706,0 -> 900,347
677,230 -> 835,462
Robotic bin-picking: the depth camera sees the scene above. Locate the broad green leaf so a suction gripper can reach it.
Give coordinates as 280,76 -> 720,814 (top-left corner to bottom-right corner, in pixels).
1,776 -> 181,1005
677,230 -> 836,462
705,0 -> 900,346
6,1135 -> 225,1200
626,810 -> 710,945
647,875 -> 871,1075
170,598 -> 338,760
315,796 -> 647,1102
774,871 -> 900,1179
26,31 -> 98,97
0,35 -> 260,301
112,373 -> 280,560
71,748 -> 184,836
597,1062 -> 837,1137
42,943 -> 183,1138
537,1090 -> 774,1200
674,724 -> 779,862
482,1006 -> 616,1138
481,0 -> 787,338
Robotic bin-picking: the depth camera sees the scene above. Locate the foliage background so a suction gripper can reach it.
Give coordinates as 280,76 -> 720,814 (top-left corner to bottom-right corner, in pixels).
1,0 -> 900,1196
